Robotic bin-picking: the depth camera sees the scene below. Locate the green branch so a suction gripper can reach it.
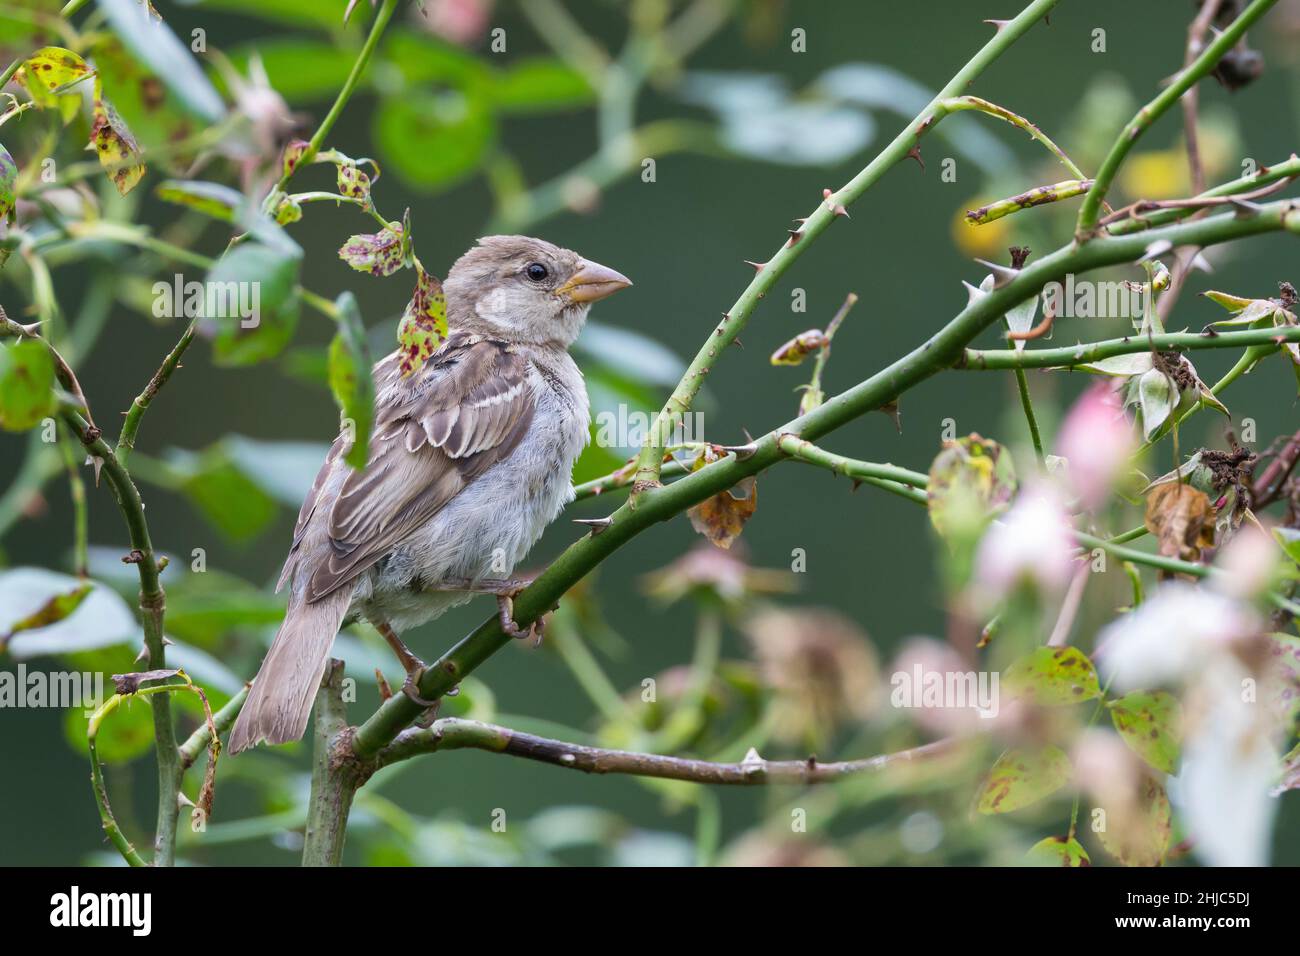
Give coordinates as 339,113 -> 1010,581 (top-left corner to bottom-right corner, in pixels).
627,0 -> 1062,498
1075,0 -> 1279,234
116,320 -> 196,466
349,194 -> 1300,761
61,407 -> 181,864
959,324 -> 1300,369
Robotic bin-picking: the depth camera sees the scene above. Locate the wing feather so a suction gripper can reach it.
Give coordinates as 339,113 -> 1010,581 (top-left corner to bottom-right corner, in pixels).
287,334 -> 535,603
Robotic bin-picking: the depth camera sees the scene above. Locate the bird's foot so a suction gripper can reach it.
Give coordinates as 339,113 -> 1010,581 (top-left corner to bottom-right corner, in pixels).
496,594 -> 544,646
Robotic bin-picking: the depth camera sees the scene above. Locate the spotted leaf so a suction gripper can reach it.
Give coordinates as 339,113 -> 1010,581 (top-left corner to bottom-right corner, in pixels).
0,144 -> 16,223
338,222 -> 405,276
977,745 -> 1072,814
396,262 -> 448,377
1004,646 -> 1102,706
1026,835 -> 1091,866
90,97 -> 146,196
1108,690 -> 1182,774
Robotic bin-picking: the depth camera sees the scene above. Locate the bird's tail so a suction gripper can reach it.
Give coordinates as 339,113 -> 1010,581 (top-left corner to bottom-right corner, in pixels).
228,588 -> 352,753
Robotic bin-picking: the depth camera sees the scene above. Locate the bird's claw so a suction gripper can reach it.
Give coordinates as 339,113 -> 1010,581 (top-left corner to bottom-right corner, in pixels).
497,594 -> 545,646
401,667 -> 438,708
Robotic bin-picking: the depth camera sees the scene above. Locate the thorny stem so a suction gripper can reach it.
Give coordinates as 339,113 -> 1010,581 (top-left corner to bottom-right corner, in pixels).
269,0 -> 399,198
374,718 -> 957,785
61,407 -> 181,865
958,325 -> 1300,369
627,0 -> 1062,499
1075,0 -> 1278,235
116,320 -> 196,466
937,96 -> 1093,183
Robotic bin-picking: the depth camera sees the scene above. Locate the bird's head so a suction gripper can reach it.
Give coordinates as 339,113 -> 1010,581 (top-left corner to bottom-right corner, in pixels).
444,235 -> 631,348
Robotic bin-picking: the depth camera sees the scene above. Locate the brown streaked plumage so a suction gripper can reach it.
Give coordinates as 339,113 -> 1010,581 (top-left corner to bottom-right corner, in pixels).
229,236 -> 630,752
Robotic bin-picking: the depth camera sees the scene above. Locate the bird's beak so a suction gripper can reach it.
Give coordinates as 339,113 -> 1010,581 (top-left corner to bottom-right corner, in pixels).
556,258 -> 632,304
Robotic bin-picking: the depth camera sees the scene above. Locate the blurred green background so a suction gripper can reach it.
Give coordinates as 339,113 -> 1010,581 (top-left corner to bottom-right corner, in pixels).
2,0 -> 1299,865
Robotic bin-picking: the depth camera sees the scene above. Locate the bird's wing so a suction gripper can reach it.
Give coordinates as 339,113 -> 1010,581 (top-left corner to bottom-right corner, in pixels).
281,332 -> 536,603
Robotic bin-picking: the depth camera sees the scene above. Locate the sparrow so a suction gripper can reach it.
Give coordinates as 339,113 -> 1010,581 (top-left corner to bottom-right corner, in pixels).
228,236 -> 631,751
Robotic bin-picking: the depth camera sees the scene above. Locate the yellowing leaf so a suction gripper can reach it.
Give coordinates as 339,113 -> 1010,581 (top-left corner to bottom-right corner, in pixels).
1108,690 -> 1182,774
1026,835 -> 1091,866
926,433 -> 1017,540
0,582 -> 92,647
1095,773 -> 1172,867
1004,646 -> 1102,706
336,161 -> 371,201
397,261 -> 448,377
0,144 -> 16,223
770,329 -> 827,366
977,745 -> 1072,814
90,97 -> 146,196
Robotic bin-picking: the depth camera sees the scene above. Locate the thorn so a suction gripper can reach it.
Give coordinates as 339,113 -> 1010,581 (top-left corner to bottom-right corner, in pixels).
718,440 -> 758,461
905,144 -> 925,170
1139,239 -> 1173,262
741,427 -> 755,444
983,18 -> 1010,32
743,260 -> 766,272
122,549 -> 145,565
573,517 -> 613,536
792,217 -> 808,226
1229,197 -> 1264,216
732,337 -> 744,349
787,229 -> 802,245
375,668 -> 392,701
1188,251 -> 1213,274
850,479 -> 862,492
963,280 -> 986,308
832,204 -> 850,218
974,258 -> 1018,288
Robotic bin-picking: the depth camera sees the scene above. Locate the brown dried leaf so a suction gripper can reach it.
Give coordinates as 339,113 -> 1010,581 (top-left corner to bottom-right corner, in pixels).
686,446 -> 757,549
1144,483 -> 1215,562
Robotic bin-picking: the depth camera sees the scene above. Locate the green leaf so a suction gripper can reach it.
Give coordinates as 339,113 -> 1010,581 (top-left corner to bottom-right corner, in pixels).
0,568 -> 137,657
0,582 -> 92,645
164,446 -> 279,543
0,338 -> 56,431
203,242 -> 301,366
490,57 -> 594,113
328,291 -> 374,469
1026,835 -> 1091,866
0,143 -> 15,223
1082,353 -> 1155,376
1004,646 -> 1102,706
1095,774 -> 1172,867
1202,290 -> 1255,311
1265,632 -> 1300,726
374,90 -> 494,192
338,222 -> 406,276
155,179 -> 244,221
1136,368 -> 1174,440
1108,690 -> 1182,774
976,745 -> 1072,814
69,698 -> 155,764
98,0 -> 225,122
397,261 -> 448,376
926,434 -> 1017,540
226,40 -> 357,103
1273,527 -> 1300,566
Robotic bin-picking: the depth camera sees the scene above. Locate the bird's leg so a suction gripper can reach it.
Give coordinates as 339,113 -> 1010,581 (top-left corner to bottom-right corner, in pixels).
373,619 -> 439,709
426,576 -> 546,645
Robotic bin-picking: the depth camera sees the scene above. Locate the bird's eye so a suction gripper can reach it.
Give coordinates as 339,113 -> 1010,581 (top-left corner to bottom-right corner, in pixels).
525,262 -> 548,282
